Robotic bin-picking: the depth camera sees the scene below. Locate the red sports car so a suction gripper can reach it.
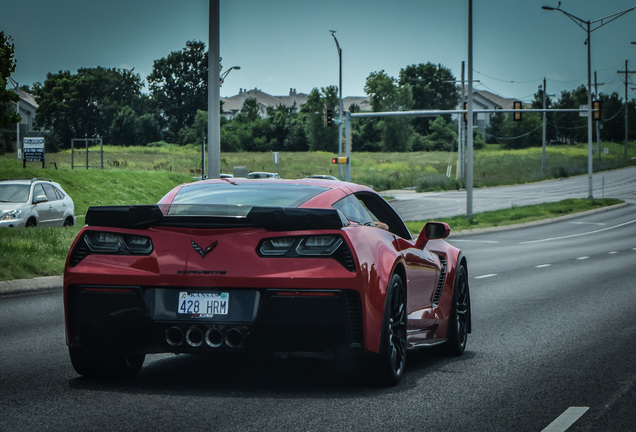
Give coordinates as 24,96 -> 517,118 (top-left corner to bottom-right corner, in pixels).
64,178 -> 470,385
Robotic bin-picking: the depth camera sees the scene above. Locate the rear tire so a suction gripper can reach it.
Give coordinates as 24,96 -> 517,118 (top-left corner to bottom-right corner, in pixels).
69,346 -> 145,379
442,263 -> 470,356
370,273 -> 407,385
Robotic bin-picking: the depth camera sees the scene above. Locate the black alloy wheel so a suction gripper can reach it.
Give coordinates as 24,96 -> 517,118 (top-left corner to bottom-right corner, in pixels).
443,263 -> 470,356
374,273 -> 407,385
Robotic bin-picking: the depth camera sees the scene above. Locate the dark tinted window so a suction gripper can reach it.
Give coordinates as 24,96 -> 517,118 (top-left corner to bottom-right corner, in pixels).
42,184 -> 60,201
171,183 -> 328,208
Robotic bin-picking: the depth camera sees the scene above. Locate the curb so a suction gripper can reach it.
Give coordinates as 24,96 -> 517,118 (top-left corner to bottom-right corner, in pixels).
0,276 -> 63,297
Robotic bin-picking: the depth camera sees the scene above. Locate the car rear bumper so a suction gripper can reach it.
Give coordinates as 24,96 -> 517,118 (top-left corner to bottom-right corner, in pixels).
65,285 -> 364,356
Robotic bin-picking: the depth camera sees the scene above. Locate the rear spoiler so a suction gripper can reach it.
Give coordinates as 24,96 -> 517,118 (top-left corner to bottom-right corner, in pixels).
84,205 -> 348,231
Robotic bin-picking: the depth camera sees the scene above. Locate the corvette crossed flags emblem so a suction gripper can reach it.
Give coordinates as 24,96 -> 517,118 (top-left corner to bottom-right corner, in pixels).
191,240 -> 218,258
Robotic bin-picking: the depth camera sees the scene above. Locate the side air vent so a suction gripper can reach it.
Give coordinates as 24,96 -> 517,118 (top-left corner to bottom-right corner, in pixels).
344,290 -> 364,347
432,256 -> 447,307
334,242 -> 356,272
68,236 -> 90,267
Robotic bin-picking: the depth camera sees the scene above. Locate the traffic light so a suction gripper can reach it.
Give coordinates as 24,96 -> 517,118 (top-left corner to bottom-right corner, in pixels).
513,101 -> 522,121
325,108 -> 334,127
592,100 -> 601,121
332,156 -> 348,164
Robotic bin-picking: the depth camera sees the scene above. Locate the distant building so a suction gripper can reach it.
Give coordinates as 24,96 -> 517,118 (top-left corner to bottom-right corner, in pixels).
221,88 -> 371,120
12,89 -> 40,133
461,89 -> 518,138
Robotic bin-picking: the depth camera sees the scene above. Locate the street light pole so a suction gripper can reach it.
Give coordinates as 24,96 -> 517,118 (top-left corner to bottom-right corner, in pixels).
208,0 -> 221,179
542,4 -> 636,199
466,0 -> 474,217
220,66 -> 240,84
330,31 -> 344,180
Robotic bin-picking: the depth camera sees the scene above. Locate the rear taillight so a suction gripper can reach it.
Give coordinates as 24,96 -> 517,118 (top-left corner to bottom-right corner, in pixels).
257,235 -> 355,271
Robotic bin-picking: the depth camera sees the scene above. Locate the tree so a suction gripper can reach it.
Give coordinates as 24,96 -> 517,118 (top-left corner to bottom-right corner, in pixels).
110,106 -> 137,145
178,109 -> 208,145
147,40 -> 208,139
398,63 -> 459,135
301,87 -> 339,152
364,71 -> 413,151
551,85 -> 588,144
421,116 -> 457,151
485,112 -> 505,143
599,92 -> 626,142
0,32 -> 21,153
499,112 -> 543,149
136,113 -> 161,145
267,104 -> 307,151
34,67 -> 144,149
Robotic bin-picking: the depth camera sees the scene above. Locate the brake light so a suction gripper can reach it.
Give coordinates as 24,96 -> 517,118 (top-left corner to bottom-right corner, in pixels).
259,235 -> 343,257
257,234 -> 355,272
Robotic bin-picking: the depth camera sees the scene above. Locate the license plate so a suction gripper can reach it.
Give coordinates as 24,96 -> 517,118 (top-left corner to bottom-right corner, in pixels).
177,292 -> 229,318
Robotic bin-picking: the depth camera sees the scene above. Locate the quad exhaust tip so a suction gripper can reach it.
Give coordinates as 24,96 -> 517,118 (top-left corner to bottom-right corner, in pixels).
165,325 -> 245,349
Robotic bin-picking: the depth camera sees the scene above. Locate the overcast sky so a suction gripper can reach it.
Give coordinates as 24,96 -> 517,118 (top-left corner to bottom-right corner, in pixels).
3,0 -> 636,102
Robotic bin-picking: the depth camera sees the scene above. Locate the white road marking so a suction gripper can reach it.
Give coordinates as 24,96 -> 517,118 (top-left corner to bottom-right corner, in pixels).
577,256 -> 590,260
449,239 -> 499,244
520,219 -> 636,244
541,407 -> 589,432
608,251 -> 618,255
474,274 -> 497,279
570,221 -> 606,226
536,264 -> 552,268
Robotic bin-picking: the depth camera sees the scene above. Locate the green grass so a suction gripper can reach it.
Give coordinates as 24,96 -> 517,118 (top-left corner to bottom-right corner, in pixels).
0,226 -> 82,280
404,199 -> 623,234
5,139 -> 636,192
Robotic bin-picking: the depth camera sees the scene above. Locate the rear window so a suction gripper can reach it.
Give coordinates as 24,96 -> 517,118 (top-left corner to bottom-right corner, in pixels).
171,183 -> 328,208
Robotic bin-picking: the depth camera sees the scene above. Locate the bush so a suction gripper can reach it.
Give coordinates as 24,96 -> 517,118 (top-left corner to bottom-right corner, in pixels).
415,173 -> 462,192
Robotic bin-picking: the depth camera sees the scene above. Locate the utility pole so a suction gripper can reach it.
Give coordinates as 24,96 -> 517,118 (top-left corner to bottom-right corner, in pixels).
541,79 -> 553,171
459,61 -> 465,181
467,0 -> 474,216
617,60 -> 635,156
594,71 -> 604,161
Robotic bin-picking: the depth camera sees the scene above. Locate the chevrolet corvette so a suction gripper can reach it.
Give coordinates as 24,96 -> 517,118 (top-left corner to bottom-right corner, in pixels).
64,178 -> 470,385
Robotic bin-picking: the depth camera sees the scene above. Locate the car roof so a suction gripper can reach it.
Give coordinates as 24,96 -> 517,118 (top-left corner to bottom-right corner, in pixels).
158,178 -> 376,207
181,177 -> 368,190
0,178 -> 54,184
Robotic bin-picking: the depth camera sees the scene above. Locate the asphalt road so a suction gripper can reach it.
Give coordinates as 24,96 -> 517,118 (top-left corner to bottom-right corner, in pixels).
388,166 -> 636,220
1,203 -> 634,431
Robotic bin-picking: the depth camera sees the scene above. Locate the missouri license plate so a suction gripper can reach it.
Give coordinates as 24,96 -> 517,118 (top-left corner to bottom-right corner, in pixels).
177,292 -> 229,318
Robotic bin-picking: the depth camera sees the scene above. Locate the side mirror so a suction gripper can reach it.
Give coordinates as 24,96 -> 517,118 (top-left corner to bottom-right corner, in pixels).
34,194 -> 48,204
415,221 -> 450,249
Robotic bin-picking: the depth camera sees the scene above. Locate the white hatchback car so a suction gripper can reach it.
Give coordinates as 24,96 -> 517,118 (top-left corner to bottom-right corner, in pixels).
0,178 -> 75,228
